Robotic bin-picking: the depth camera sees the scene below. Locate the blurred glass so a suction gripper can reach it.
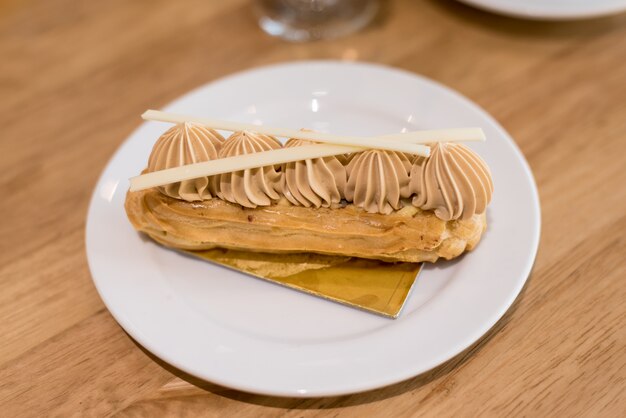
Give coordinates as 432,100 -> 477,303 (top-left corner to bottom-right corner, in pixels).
255,0 -> 379,42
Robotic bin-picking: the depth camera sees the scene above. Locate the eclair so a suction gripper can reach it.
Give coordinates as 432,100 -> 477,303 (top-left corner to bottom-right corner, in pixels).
125,123 -> 493,263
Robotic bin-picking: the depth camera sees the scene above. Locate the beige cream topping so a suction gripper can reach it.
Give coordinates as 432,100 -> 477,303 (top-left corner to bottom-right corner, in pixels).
146,122 -> 224,201
345,150 -> 412,215
411,143 -> 493,220
281,138 -> 347,208
216,131 -> 283,208
145,125 -> 493,220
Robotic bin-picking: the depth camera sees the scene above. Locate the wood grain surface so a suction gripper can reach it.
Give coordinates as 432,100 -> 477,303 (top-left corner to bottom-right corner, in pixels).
1,0 -> 625,416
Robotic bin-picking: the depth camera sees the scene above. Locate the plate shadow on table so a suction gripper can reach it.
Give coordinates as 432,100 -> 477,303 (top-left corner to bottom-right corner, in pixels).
126,263 -> 535,409
423,0 -> 626,38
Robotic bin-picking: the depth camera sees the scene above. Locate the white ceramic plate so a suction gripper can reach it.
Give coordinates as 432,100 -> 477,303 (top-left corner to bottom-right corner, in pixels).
86,61 -> 540,397
457,0 -> 626,19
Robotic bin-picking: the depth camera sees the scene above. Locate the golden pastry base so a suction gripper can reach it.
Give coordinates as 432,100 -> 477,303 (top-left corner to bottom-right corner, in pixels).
185,248 -> 422,319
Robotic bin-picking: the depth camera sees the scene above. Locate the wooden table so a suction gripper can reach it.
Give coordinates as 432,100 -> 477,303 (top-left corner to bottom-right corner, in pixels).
1,0 -> 625,416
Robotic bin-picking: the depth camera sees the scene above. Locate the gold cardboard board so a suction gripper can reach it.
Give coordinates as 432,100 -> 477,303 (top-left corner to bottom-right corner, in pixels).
186,249 -> 422,318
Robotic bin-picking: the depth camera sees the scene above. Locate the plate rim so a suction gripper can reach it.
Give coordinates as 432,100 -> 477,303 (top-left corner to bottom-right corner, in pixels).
86,60 -> 541,397
456,0 -> 626,20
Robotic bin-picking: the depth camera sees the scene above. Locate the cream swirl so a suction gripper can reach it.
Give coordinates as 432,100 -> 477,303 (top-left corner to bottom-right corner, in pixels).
336,152 -> 356,166
345,150 -> 412,214
281,138 -> 347,208
216,131 -> 282,208
410,143 -> 493,220
147,122 -> 224,201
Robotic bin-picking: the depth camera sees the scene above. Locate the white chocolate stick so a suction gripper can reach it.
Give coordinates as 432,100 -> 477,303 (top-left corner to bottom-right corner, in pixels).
142,110 -> 485,144
380,128 -> 485,142
130,144 -> 358,192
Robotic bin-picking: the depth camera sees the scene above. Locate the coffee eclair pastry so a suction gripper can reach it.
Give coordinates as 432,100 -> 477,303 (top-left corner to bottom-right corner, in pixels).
125,124 -> 493,263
